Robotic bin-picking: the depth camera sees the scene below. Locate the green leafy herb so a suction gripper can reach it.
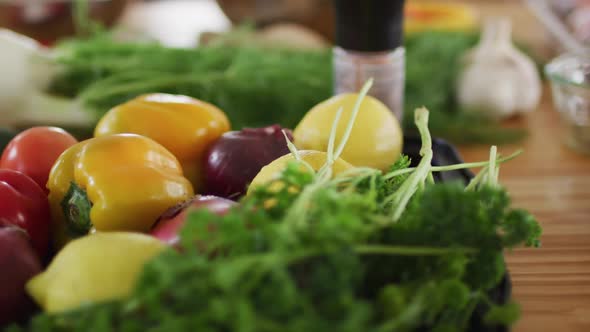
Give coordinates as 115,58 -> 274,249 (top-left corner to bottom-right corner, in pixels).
48,38 -> 332,130
44,30 -> 533,144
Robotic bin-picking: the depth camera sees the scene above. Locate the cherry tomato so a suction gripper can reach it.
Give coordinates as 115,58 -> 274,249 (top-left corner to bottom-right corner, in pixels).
0,127 -> 77,193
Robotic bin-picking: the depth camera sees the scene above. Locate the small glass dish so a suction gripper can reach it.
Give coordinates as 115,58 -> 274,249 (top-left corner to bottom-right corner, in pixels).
545,53 -> 590,155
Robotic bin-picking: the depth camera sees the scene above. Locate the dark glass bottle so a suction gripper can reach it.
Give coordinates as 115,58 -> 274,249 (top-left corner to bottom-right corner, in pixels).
333,0 -> 406,121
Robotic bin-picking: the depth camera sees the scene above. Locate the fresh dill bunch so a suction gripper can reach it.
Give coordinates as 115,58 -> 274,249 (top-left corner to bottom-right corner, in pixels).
48,40 -> 333,130
44,30 -> 534,144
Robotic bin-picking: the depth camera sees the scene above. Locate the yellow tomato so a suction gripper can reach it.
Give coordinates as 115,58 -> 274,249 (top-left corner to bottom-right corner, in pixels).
293,94 -> 403,172
247,150 -> 353,195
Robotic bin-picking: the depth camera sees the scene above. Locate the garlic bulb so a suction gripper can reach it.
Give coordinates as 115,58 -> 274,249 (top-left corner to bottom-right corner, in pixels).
457,18 -> 542,119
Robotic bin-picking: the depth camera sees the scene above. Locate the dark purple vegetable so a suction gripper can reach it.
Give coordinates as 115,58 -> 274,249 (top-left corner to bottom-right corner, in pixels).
0,226 -> 42,327
203,125 -> 293,199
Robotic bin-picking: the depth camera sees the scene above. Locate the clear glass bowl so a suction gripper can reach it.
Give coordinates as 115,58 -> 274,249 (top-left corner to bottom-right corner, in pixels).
545,53 -> 590,154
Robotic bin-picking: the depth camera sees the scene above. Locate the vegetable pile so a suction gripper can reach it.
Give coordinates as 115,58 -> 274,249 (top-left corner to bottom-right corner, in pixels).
0,127 -> 76,326
42,30 -> 530,144
1,80 -> 541,332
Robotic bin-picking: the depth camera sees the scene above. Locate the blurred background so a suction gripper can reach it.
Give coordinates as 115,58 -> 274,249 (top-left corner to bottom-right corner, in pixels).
1,0 -> 589,146
0,2 -> 589,331
0,0 -> 589,146
0,0 -> 588,55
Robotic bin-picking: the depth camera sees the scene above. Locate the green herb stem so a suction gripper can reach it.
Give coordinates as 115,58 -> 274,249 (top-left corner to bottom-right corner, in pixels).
383,149 -> 522,180
333,78 -> 373,160
326,106 -> 344,164
282,130 -> 315,174
465,166 -> 489,191
355,245 -> 476,256
389,108 -> 433,222
488,146 -> 499,187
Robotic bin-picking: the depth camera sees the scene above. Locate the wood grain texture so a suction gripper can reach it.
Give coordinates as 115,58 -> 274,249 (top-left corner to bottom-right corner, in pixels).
459,87 -> 590,332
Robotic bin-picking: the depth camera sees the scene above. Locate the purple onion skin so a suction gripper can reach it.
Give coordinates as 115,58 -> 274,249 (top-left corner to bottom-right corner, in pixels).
203,125 -> 293,199
0,227 -> 42,327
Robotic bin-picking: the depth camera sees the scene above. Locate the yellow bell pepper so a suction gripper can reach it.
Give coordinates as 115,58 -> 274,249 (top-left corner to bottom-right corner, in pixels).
405,2 -> 478,34
94,93 -> 231,190
47,134 -> 194,248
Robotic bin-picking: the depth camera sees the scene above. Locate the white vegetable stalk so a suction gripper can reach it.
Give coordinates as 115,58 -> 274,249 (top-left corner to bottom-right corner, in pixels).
0,29 -> 96,129
456,17 -> 542,120
0,29 -> 45,126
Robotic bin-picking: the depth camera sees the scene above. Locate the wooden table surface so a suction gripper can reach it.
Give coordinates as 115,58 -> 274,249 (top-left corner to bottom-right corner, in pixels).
122,1 -> 590,331
450,2 -> 590,331
459,87 -> 590,332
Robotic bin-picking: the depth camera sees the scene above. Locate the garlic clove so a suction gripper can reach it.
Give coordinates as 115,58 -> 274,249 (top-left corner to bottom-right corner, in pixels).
508,50 -> 542,113
458,62 -> 518,119
456,17 -> 542,120
493,18 -> 542,113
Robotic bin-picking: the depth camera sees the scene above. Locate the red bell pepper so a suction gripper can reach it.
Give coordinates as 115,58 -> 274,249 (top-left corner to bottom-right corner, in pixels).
0,169 -> 50,259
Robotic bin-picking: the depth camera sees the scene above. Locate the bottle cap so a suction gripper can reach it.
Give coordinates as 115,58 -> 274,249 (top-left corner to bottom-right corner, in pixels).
334,0 -> 405,52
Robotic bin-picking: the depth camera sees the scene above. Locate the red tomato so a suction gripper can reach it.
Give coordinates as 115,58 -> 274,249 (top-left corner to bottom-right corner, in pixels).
0,127 -> 77,193
0,169 -> 51,260
151,195 -> 235,247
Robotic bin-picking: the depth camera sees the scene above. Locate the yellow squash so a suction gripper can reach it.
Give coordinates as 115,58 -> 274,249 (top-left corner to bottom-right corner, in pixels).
94,93 -> 231,190
47,134 -> 193,248
27,232 -> 165,313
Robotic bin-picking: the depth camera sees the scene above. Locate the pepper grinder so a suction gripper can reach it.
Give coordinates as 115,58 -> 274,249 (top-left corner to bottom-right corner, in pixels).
333,0 -> 406,121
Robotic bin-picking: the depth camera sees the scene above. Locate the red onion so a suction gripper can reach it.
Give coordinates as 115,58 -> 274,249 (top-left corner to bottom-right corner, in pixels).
203,125 -> 293,199
0,226 -> 42,326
